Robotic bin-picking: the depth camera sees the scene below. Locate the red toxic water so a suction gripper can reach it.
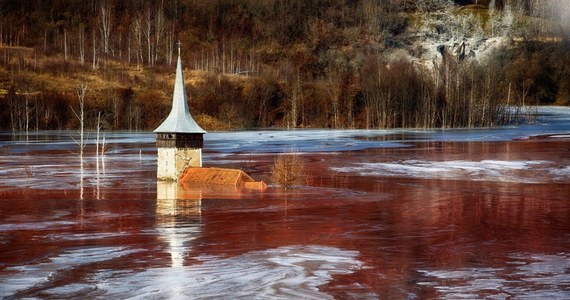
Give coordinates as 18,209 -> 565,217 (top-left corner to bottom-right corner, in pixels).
0,132 -> 569,299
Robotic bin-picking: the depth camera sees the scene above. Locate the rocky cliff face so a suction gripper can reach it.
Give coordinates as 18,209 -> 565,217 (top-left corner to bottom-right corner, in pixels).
400,1 -> 569,68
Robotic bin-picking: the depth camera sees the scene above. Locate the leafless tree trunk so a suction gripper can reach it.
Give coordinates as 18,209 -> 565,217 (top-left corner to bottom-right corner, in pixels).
99,4 -> 112,56
166,24 -> 174,65
72,84 -> 87,160
63,28 -> 68,61
132,15 -> 143,69
327,70 -> 341,129
92,29 -> 97,70
154,5 -> 165,65
24,90 -> 29,140
289,72 -> 302,128
78,24 -> 85,64
70,83 -> 87,200
112,94 -> 120,129
144,10 -> 152,65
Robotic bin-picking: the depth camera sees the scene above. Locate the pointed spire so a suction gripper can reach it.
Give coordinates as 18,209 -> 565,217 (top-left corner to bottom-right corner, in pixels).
154,43 -> 206,134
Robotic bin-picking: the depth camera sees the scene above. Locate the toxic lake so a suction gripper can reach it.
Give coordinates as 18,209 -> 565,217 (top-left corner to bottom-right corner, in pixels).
1,107 -> 569,299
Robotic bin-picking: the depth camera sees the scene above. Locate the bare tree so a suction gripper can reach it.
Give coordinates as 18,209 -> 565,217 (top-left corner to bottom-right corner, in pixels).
78,24 -> 85,64
99,3 -> 112,56
327,70 -> 342,129
92,29 -> 97,70
71,84 -> 87,160
289,73 -> 302,128
271,150 -> 306,189
154,5 -> 165,65
111,93 -> 120,129
63,28 -> 68,60
144,9 -> 152,65
166,23 -> 174,65
131,15 -> 143,69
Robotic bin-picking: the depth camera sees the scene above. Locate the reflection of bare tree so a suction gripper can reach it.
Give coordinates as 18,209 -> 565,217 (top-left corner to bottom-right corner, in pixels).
95,112 -> 106,200
71,84 -> 87,200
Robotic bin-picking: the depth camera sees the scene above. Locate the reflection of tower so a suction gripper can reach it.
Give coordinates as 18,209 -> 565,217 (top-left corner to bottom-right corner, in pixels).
154,43 -> 206,181
156,181 -> 202,268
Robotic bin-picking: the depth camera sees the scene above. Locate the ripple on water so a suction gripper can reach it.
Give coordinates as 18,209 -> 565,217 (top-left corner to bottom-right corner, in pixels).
0,246 -> 143,298
418,252 -> 570,299
332,159 -> 563,183
0,245 -> 364,299
97,245 -> 365,299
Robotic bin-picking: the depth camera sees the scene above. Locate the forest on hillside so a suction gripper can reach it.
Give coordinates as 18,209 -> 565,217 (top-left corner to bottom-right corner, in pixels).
0,0 -> 569,131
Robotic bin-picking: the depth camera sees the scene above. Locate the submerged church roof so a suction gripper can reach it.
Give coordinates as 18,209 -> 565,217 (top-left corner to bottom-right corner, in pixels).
154,45 -> 206,134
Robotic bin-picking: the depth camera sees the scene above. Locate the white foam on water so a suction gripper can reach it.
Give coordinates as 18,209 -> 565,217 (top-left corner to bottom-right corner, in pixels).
0,220 -> 76,232
45,232 -> 130,241
550,166 -> 570,180
0,245 -> 365,299
96,245 -> 365,299
333,160 -> 553,183
0,246 -> 141,298
418,253 -> 570,299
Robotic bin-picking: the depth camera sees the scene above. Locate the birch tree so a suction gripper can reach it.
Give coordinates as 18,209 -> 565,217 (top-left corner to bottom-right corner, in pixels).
131,15 -> 143,68
76,84 -> 87,200
154,5 -> 165,65
72,84 -> 87,160
92,29 -> 97,70
63,28 -> 68,60
327,70 -> 342,129
99,3 -> 112,56
144,9 -> 152,65
78,24 -> 85,64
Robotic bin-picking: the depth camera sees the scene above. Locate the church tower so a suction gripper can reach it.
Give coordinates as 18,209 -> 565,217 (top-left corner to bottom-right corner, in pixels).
154,44 -> 206,181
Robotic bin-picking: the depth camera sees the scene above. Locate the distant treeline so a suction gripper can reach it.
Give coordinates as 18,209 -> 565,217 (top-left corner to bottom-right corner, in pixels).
0,0 -> 569,131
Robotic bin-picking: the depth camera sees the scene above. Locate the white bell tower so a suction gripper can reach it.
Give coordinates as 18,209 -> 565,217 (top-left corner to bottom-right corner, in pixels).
154,42 -> 206,181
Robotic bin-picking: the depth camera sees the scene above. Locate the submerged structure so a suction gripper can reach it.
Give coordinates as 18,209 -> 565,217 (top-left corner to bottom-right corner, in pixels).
180,167 -> 266,189
154,44 -> 266,189
154,44 -> 206,181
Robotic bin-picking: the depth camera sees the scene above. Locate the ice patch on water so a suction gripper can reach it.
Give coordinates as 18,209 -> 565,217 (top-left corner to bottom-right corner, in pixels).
418,253 -> 570,299
0,246 -> 141,298
97,245 -> 365,299
0,245 -> 365,299
206,130 -> 409,153
0,220 -> 76,232
46,232 -> 130,241
550,166 -> 570,181
333,160 -> 553,183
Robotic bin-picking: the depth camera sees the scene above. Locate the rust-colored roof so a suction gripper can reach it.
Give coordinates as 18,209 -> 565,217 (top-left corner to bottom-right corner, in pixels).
179,167 -> 265,189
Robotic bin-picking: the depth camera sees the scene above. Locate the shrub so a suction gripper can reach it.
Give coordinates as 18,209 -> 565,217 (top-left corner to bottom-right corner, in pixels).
271,151 -> 306,189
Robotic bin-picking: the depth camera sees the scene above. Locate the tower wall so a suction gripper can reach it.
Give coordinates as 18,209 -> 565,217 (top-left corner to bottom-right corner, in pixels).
156,132 -> 204,181
157,147 -> 202,181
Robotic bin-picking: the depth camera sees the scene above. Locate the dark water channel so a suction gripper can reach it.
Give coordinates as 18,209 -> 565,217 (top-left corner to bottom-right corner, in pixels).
1,110 -> 569,299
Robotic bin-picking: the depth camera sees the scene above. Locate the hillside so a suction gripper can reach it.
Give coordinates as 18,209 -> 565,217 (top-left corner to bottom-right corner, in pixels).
0,0 -> 569,131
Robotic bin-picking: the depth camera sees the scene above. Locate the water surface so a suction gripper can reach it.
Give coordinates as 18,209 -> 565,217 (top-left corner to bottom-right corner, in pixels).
1,107 -> 569,299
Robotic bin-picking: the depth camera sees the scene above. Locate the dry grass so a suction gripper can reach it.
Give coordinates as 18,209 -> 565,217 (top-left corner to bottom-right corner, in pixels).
271,151 -> 306,189
194,114 -> 228,131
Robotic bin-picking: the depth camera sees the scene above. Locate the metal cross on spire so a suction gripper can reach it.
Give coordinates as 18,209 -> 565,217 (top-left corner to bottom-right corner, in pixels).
177,40 -> 182,57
